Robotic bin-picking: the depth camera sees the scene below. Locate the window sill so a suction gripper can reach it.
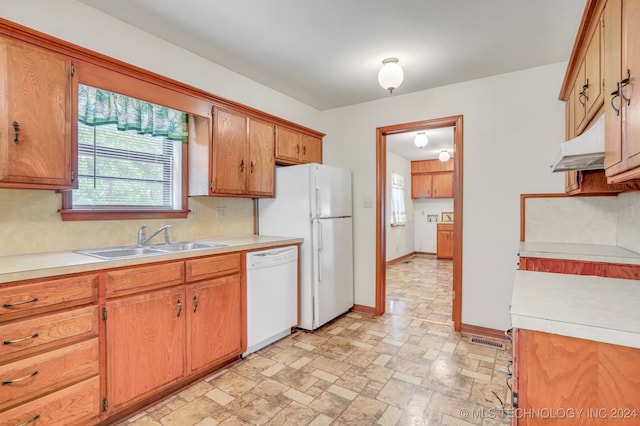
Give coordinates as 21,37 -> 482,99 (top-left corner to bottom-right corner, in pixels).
59,209 -> 190,221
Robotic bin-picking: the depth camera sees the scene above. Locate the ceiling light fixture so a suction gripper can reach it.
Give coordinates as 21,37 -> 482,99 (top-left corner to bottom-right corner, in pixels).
414,132 -> 428,148
378,58 -> 404,94
439,149 -> 451,162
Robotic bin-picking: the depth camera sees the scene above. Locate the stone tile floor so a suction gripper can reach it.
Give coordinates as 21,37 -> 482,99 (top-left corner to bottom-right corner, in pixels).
117,254 -> 512,425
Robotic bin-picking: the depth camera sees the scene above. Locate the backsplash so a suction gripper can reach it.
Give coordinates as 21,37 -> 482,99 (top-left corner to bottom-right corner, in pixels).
0,189 -> 254,256
523,195 -> 618,245
617,191 -> 640,253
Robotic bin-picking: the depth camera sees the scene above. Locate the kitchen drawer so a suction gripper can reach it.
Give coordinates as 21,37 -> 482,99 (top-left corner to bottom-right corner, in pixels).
0,274 -> 98,323
0,305 -> 99,363
105,261 -> 184,297
186,253 -> 241,282
0,375 -> 100,426
0,338 -> 99,412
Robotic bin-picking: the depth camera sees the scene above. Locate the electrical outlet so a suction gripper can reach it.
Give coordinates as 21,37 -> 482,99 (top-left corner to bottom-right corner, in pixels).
363,197 -> 374,208
216,207 -> 226,218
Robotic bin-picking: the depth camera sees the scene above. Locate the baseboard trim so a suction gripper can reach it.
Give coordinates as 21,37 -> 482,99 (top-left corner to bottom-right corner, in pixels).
386,251 -> 435,267
461,323 -> 509,341
351,304 -> 376,315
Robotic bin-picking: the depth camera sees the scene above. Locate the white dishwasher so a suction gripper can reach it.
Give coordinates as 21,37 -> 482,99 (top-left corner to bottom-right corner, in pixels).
244,246 -> 298,357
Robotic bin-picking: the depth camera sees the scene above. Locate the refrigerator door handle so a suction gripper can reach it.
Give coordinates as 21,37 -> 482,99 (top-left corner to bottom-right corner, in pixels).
315,188 -> 320,218
317,221 -> 323,282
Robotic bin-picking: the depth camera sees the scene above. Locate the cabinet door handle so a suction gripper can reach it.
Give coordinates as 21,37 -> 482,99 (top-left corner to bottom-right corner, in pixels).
578,89 -> 586,107
582,80 -> 590,101
611,82 -> 621,116
240,160 -> 245,172
620,69 -> 631,105
193,295 -> 198,313
12,121 -> 19,144
303,145 -> 306,155
250,161 -> 254,174
16,414 -> 40,426
296,144 -> 300,154
3,297 -> 39,309
3,333 -> 39,345
2,370 -> 38,385
176,299 -> 182,317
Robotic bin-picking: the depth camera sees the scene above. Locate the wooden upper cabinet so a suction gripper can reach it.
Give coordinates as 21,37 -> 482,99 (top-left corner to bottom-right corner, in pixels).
604,0 -> 640,182
212,106 -> 248,195
411,159 -> 454,199
301,134 -> 322,163
431,173 -> 453,198
411,174 -> 432,198
275,126 -> 301,163
0,37 -> 76,189
248,117 -> 275,197
209,106 -> 275,197
275,126 -> 323,165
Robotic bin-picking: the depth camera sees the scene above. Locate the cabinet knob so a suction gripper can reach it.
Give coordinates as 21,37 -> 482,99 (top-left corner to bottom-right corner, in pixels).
176,299 -> 182,317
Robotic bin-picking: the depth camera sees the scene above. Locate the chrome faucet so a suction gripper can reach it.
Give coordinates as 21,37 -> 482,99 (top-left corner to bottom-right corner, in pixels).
138,225 -> 172,247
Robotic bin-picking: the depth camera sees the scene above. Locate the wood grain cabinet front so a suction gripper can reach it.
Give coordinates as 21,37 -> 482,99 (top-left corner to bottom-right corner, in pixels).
0,274 -> 99,323
436,223 -> 454,259
105,286 -> 186,413
275,125 -> 323,165
0,338 -> 99,412
512,329 -> 640,426
187,274 -> 243,373
0,375 -> 100,426
0,37 -> 77,190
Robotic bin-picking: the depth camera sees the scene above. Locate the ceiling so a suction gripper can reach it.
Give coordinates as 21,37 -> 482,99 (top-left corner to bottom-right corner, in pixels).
387,127 -> 455,161
77,0 -> 587,111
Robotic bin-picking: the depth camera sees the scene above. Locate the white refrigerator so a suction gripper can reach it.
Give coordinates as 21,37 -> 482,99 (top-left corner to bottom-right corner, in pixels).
258,163 -> 354,331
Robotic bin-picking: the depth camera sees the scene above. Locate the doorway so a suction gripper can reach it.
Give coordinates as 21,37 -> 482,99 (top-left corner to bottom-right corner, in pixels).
375,115 -> 463,331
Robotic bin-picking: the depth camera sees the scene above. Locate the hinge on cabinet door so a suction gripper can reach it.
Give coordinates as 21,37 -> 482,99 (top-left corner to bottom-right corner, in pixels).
102,398 -> 108,412
102,307 -> 107,321
512,391 -> 518,408
452,290 -> 455,300
71,169 -> 75,182
71,63 -> 75,76
210,181 -> 215,192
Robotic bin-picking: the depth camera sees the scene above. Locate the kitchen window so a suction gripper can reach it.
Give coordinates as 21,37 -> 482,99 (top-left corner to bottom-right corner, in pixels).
60,84 -> 190,220
390,171 -> 407,226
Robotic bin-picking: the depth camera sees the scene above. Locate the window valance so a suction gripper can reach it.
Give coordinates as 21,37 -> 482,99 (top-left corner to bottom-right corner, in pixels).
77,84 -> 188,142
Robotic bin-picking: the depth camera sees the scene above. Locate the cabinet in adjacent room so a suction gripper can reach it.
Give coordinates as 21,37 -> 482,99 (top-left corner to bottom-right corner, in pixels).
0,37 -> 76,189
436,222 -> 454,259
411,159 -> 454,199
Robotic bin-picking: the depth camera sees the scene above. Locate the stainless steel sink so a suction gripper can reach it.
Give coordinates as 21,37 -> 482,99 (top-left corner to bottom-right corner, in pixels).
75,241 -> 227,260
151,241 -> 227,252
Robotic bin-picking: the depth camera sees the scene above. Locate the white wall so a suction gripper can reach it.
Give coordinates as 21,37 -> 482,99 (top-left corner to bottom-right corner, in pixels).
386,152 -> 414,261
414,199 -> 454,253
320,64 -> 567,331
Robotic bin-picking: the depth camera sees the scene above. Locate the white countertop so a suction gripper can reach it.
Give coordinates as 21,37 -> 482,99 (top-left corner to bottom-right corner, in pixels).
511,270 -> 640,349
519,242 -> 640,265
0,235 -> 302,284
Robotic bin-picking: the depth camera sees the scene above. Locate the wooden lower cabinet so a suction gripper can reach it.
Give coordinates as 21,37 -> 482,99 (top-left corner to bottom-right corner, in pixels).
519,257 -> 640,279
0,272 -> 100,424
0,376 -> 100,426
512,329 -> 640,425
436,223 -> 454,259
103,253 -> 244,420
187,274 -> 242,372
105,286 -> 186,412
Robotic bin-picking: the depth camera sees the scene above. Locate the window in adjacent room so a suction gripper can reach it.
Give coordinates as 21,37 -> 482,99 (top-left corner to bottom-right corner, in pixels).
390,171 -> 407,226
61,84 -> 189,220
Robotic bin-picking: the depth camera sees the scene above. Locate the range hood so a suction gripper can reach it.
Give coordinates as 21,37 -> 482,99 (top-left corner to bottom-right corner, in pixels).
550,114 -> 604,172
